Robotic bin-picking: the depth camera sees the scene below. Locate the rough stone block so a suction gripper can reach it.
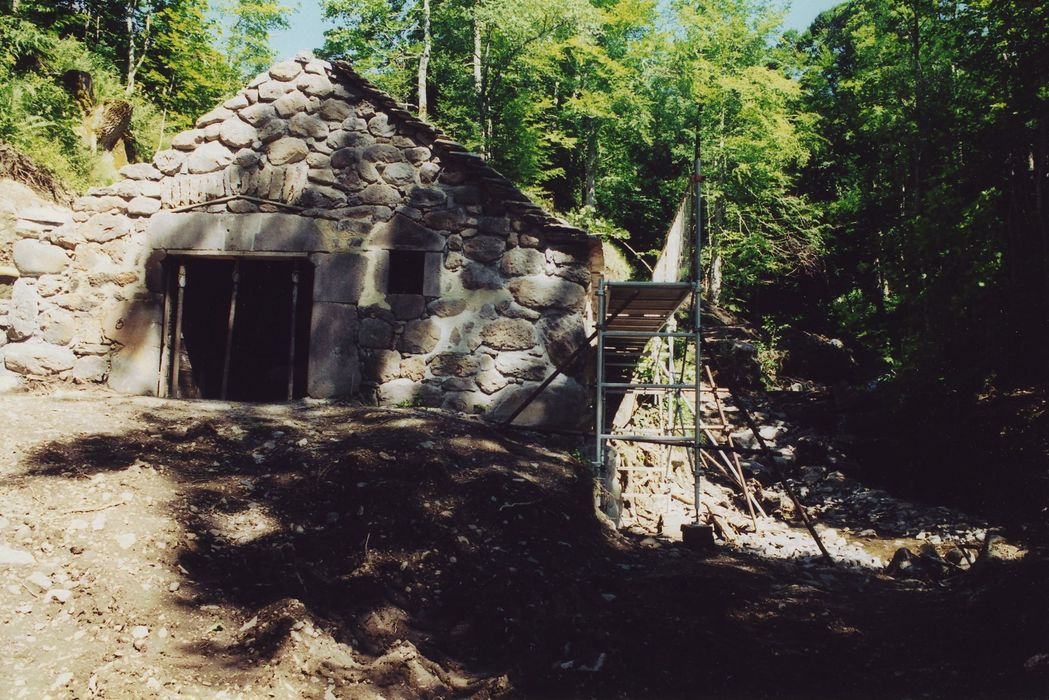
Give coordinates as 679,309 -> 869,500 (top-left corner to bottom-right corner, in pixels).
127,197 -> 162,217
479,317 -> 536,351
495,351 -> 548,380
40,308 -> 75,346
308,302 -> 360,398
427,298 -> 466,318
376,378 -> 441,407
72,355 -> 109,383
13,239 -> 69,276
240,102 -> 277,126
319,99 -> 353,122
428,352 -> 481,377
359,317 -> 394,348
500,247 -> 545,277
7,279 -> 38,341
381,162 -> 415,186
186,141 -> 234,174
508,276 -> 586,310
219,118 -> 257,149
463,235 -> 506,263
119,163 -> 162,180
361,349 -> 400,383
267,137 -> 309,166
539,312 -> 588,369
273,90 -> 311,118
460,262 -> 503,290
359,183 -> 401,207
4,341 -> 76,375
388,294 -> 425,320
289,113 -> 329,139
269,61 -> 303,81
397,318 -> 440,354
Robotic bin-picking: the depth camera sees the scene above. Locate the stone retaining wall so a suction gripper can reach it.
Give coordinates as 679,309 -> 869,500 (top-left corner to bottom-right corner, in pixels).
0,54 -> 602,428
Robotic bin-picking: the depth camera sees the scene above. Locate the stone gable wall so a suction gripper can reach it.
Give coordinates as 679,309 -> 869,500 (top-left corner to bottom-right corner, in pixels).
0,54 -> 601,427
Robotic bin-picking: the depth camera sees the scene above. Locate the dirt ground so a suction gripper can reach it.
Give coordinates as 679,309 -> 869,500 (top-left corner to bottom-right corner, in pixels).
0,390 -> 1047,699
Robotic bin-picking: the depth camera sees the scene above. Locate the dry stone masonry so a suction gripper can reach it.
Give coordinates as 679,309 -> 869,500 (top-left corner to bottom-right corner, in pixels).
0,54 -> 603,428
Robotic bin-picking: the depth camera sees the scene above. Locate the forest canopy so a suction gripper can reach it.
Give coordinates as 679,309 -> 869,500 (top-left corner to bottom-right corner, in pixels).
1,0 -> 1048,396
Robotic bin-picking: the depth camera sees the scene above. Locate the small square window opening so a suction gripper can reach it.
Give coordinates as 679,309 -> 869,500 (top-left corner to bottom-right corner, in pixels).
387,250 -> 426,295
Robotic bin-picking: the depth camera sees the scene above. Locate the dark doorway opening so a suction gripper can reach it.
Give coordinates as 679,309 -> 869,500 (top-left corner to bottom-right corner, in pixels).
160,256 -> 313,401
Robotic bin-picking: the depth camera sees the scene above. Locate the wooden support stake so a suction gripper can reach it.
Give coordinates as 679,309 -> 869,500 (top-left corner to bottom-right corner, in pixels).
171,263 -> 187,400
157,263 -> 173,398
287,267 -> 300,400
703,354 -> 835,565
220,261 -> 240,400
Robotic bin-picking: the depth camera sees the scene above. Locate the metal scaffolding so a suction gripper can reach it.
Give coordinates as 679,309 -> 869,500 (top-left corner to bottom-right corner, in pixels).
594,140 -> 708,535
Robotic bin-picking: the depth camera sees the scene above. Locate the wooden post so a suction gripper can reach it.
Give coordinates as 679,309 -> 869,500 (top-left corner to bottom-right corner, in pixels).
220,261 -> 240,400
157,262 -> 173,398
287,267 -> 300,400
171,263 -> 187,399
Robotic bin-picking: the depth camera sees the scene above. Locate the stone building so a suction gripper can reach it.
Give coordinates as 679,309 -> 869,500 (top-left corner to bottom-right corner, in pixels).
0,54 -> 603,426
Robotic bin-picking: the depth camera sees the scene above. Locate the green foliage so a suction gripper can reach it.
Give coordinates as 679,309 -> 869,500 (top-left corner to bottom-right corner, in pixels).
1,0 -> 289,189
0,17 -> 113,188
220,0 -> 294,81
754,317 -> 786,388
793,0 -> 1049,390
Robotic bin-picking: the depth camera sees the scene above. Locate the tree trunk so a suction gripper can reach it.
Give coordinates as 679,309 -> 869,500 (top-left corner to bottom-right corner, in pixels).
417,0 -> 431,120
584,122 -> 597,208
125,2 -> 138,95
473,15 -> 488,158
125,3 -> 152,96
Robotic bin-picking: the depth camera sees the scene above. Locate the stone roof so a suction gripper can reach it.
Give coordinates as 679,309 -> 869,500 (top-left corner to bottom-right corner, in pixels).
83,54 -> 592,248
325,60 -> 589,243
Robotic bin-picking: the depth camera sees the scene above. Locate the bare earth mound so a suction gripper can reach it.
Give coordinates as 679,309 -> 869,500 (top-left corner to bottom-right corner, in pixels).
0,392 -> 1046,699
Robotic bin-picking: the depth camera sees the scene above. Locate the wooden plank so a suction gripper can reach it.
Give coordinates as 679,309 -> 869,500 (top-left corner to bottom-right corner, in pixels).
157,263 -> 173,398
171,263 -> 186,400
286,267 -> 300,400
220,261 -> 240,400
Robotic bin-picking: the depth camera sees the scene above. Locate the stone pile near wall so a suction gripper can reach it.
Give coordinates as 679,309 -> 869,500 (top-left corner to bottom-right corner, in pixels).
0,53 -> 601,427
0,202 -> 115,391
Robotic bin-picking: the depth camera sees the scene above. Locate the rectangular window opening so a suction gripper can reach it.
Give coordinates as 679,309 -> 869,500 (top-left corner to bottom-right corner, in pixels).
387,250 -> 426,295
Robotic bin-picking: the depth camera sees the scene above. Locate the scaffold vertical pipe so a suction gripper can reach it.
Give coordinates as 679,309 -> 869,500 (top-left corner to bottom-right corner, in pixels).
594,279 -> 608,487
692,126 -> 703,524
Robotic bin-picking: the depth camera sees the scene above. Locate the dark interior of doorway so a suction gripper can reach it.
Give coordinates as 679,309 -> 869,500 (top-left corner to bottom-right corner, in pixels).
163,257 -> 313,401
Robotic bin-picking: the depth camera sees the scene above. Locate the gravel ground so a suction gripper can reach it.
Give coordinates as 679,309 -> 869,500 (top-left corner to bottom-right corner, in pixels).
1,389 -> 1047,699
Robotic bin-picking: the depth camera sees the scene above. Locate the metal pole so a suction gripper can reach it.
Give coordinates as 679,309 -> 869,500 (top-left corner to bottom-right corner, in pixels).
171,263 -> 187,400
594,279 -> 607,487
692,116 -> 704,524
220,261 -> 241,400
287,267 -> 300,400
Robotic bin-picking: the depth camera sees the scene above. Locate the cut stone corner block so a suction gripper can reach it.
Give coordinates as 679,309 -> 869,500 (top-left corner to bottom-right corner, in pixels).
307,301 -> 360,398
487,376 -> 589,429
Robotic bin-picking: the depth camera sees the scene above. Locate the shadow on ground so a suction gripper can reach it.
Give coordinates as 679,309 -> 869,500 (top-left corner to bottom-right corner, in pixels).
11,401 -> 1049,699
